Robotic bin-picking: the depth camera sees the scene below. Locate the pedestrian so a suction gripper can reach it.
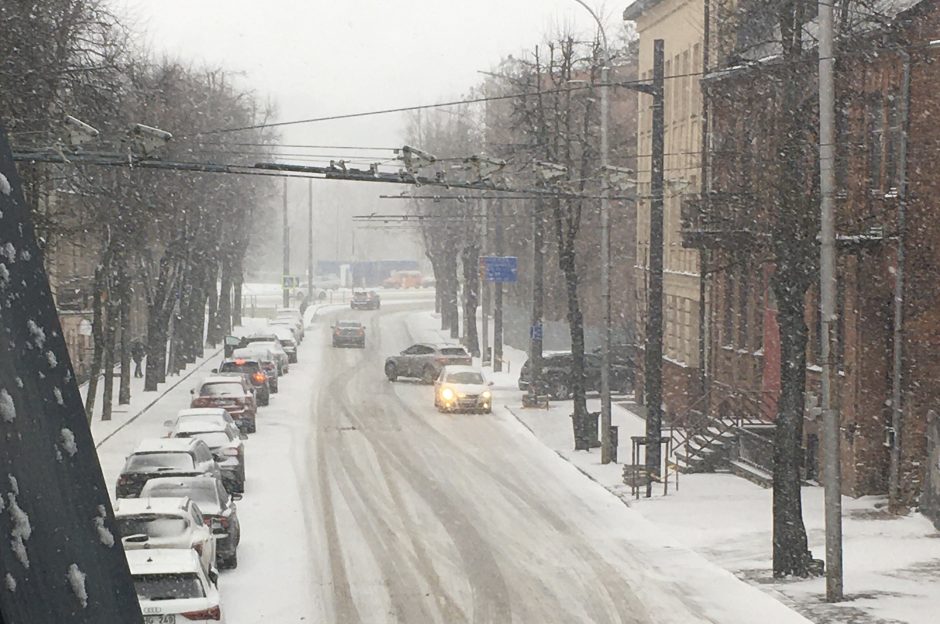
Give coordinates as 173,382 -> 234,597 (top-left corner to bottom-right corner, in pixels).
131,338 -> 146,378
299,293 -> 310,317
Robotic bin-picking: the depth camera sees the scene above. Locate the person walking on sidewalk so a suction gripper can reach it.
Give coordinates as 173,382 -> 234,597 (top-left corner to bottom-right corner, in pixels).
131,339 -> 146,378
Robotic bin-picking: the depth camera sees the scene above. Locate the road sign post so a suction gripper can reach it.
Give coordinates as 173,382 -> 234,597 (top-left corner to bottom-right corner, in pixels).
481,256 -> 518,283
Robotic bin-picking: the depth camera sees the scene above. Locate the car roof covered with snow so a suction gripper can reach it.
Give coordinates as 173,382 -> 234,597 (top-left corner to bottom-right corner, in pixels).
132,438 -> 203,455
173,419 -> 227,435
200,374 -> 249,385
114,496 -> 191,517
177,408 -> 229,419
125,548 -> 204,576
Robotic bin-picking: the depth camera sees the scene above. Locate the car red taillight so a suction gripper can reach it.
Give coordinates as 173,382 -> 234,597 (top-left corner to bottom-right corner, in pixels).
182,605 -> 221,621
252,372 -> 266,384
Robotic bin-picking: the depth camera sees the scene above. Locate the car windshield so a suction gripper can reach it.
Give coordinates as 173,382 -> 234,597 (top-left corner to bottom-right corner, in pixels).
200,382 -> 243,397
116,515 -> 188,539
133,573 -> 205,601
178,431 -> 231,448
447,372 -> 484,385
338,322 -> 360,329
143,482 -> 222,511
178,416 -> 225,429
126,453 -> 194,472
220,361 -> 260,374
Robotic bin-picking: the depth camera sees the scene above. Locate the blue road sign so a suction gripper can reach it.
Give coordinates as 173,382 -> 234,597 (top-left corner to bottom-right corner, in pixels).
530,323 -> 543,340
482,256 -> 518,282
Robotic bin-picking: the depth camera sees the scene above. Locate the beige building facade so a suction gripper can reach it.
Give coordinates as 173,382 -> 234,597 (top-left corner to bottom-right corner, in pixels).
624,0 -> 704,414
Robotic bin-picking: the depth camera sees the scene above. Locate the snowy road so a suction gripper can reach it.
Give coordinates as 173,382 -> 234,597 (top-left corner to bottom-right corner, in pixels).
96,294 -> 812,624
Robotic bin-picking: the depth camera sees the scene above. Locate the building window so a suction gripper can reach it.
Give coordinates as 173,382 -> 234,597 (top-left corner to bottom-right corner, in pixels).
723,277 -> 734,347
867,95 -> 884,191
737,269 -> 749,349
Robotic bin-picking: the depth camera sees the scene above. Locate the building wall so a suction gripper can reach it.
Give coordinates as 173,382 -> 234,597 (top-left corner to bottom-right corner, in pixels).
626,0 -> 704,416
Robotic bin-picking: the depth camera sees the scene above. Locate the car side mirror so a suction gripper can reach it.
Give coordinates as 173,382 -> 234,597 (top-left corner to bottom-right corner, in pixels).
488,381 -> 494,387
232,493 -> 243,502
208,568 -> 219,585
211,368 -> 218,374
163,419 -> 173,428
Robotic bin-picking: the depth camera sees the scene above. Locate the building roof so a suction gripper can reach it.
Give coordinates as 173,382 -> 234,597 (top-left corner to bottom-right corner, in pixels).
125,549 -> 203,576
623,0 -> 667,21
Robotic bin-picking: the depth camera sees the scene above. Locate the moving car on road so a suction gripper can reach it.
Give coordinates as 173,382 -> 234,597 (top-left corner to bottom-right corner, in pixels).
114,497 -> 218,574
116,438 -> 222,498
211,361 -> 268,410
434,365 -> 493,413
126,549 -> 223,623
170,422 -> 246,493
332,320 -> 366,348
385,343 -> 472,384
142,476 -> 242,569
351,290 -> 381,310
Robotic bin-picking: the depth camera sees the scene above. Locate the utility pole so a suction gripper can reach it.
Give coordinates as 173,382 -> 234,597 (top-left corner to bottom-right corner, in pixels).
644,39 -> 666,496
282,177 -> 290,308
530,196 -> 545,383
481,197 -> 490,366
307,179 -> 314,297
818,0 -> 843,601
493,199 -> 504,372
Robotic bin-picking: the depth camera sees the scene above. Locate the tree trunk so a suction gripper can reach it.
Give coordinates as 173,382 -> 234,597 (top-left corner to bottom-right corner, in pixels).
205,260 -> 220,346
216,259 -> 233,339
561,246 -> 591,450
101,287 -> 118,421
771,280 -> 815,576
232,255 -> 244,328
443,252 -> 460,339
144,315 -> 168,392
461,244 -> 480,356
117,260 -> 132,405
84,263 -> 106,422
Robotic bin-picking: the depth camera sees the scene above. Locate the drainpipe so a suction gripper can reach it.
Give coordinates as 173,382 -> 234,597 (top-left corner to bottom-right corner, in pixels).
889,49 -> 910,509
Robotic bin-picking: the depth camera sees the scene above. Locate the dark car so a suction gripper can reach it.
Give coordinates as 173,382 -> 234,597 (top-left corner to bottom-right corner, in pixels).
191,374 -> 259,432
115,438 -> 222,498
332,320 -> 366,348
233,346 -> 279,393
591,343 -> 636,393
518,352 -> 607,400
385,343 -> 472,384
351,290 -> 381,310
215,358 -> 270,407
141,475 -> 242,570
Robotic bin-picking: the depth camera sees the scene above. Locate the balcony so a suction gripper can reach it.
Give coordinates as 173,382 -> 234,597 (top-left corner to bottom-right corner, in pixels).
680,191 -> 769,249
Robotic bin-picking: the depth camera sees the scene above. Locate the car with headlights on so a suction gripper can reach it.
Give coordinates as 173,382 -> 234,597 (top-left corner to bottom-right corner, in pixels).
114,497 -> 217,575
434,366 -> 493,413
115,438 -> 222,498
141,476 -> 242,569
385,343 -> 472,384
332,320 -> 366,348
170,422 -> 246,493
126,549 -> 223,623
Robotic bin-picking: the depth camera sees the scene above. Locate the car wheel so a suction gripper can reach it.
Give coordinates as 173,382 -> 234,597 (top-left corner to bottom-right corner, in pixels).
220,551 -> 238,570
260,394 -> 269,406
422,366 -> 436,385
385,362 -> 398,381
248,422 -> 256,434
550,379 -> 572,400
289,354 -> 297,364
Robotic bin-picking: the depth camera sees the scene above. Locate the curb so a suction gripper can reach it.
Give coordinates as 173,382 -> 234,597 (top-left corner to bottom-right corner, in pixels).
94,346 -> 223,449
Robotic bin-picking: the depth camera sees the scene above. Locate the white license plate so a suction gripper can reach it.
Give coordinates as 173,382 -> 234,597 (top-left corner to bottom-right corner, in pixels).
144,615 -> 176,624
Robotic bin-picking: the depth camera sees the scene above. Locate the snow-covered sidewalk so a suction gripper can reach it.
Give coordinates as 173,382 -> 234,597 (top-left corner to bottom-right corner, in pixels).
405,309 -> 940,624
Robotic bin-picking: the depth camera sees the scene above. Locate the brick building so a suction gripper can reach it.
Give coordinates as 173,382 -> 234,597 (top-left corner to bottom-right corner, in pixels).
685,0 -> 940,506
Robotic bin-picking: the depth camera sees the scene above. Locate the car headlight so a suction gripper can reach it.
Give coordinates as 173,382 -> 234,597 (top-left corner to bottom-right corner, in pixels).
441,388 -> 455,401
481,390 -> 492,400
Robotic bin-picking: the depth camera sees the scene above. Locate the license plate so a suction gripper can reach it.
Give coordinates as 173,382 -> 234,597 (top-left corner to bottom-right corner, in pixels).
144,616 -> 176,624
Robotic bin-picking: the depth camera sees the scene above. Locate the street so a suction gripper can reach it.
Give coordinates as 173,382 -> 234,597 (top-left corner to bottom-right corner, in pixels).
95,293 -> 810,624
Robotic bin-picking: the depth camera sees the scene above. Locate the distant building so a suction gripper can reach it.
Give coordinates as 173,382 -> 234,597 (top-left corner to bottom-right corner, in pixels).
624,0 -> 706,418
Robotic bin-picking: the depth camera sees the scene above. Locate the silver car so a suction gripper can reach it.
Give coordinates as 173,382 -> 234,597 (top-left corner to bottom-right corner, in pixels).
384,343 -> 472,384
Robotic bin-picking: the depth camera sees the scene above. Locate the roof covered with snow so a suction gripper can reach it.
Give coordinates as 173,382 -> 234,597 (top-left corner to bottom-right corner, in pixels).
114,497 -> 190,517
125,549 -> 203,575
132,438 -> 200,454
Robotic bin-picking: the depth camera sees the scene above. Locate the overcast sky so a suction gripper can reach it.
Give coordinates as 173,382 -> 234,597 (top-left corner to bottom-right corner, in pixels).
115,0 -> 632,268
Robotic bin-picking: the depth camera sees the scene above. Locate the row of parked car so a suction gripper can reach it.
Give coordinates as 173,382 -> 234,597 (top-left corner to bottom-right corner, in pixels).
112,309 -> 306,623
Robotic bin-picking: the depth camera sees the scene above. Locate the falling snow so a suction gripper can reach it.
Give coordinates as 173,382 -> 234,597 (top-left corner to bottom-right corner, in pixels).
94,506 -> 114,547
26,320 -> 45,348
46,351 -> 57,368
52,387 -> 63,405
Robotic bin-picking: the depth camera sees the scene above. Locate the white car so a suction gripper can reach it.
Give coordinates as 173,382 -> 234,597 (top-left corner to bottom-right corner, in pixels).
274,309 -> 305,341
164,408 -> 241,439
127,549 -> 224,623
266,324 -> 298,363
434,365 -> 494,413
115,497 -> 218,575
